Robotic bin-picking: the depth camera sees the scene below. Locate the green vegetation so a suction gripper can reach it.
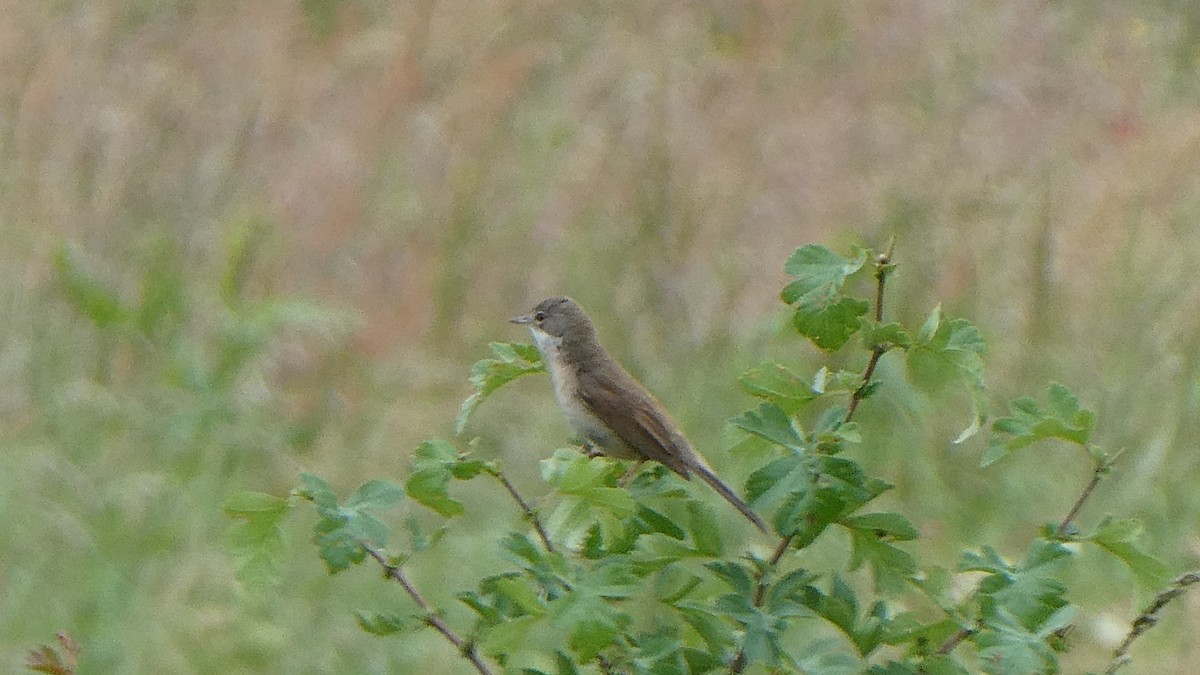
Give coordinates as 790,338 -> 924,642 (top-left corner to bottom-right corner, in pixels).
5,3 -> 1200,673
222,244 -> 1179,674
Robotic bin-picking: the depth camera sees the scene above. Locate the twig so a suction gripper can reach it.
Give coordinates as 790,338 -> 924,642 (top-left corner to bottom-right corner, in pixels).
935,626 -> 975,656
1055,464 -> 1104,538
491,469 -> 556,554
845,242 -> 894,422
362,543 -> 496,675
730,244 -> 896,674
1105,571 -> 1200,674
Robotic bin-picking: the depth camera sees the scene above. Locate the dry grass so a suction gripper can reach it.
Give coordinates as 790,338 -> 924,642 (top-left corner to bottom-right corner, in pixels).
2,1 -> 1199,672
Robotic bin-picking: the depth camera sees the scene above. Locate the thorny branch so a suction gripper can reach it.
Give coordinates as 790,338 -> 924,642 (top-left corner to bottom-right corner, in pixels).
1105,571 -> 1200,674
362,543 -> 496,675
491,468 -> 556,554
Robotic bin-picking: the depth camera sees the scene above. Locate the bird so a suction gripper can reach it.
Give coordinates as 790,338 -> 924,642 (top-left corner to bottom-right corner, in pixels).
511,296 -> 768,533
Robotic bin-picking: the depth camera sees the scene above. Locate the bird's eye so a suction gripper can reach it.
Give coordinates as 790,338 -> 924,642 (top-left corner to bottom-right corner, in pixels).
534,311 -> 547,322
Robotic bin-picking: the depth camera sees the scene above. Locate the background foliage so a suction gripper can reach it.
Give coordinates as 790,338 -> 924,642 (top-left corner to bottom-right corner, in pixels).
2,1 -> 1199,673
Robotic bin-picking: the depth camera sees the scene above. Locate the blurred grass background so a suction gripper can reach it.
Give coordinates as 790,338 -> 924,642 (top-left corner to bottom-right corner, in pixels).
2,1 -> 1199,673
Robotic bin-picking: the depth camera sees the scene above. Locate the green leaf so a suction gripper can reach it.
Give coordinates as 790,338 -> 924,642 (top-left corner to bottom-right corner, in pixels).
847,528 -> 917,593
777,484 -> 849,547
985,383 -> 1095,466
676,604 -> 735,652
456,342 -> 544,433
688,500 -> 724,557
344,480 -> 405,511
406,469 -> 464,517
548,563 -> 636,661
706,561 -> 755,598
223,491 -> 291,588
781,244 -> 868,306
739,361 -> 819,411
730,403 -> 805,450
1087,517 -> 1169,587
781,245 -> 870,351
494,577 -> 548,615
297,475 -> 405,573
812,367 -> 866,395
795,639 -> 865,675
295,473 -> 338,508
542,454 -> 635,545
354,610 -> 421,636
406,440 -> 467,517
481,614 -> 544,656
861,321 -> 912,350
974,607 -> 1059,675
906,307 -> 988,444
745,455 -> 810,507
915,304 -> 942,344
968,541 -> 1072,634
843,512 -> 919,541
792,297 -> 871,351
735,604 -> 788,667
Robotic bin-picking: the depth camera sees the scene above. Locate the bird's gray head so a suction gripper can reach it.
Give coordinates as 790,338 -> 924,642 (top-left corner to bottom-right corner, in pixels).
510,296 -> 595,342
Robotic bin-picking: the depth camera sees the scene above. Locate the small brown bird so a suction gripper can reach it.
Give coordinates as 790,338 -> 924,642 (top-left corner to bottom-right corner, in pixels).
511,296 -> 768,533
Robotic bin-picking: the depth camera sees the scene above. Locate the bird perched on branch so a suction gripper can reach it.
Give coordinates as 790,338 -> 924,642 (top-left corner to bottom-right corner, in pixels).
512,296 -> 768,533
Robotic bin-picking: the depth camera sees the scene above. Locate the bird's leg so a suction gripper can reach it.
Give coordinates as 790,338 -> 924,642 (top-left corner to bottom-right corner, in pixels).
579,439 -> 605,459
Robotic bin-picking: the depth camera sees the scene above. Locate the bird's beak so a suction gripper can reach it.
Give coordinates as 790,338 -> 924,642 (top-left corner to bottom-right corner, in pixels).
510,314 -> 533,325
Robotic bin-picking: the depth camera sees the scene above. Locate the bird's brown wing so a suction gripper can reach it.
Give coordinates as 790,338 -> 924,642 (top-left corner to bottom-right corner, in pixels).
575,367 -> 693,477
576,365 -> 768,533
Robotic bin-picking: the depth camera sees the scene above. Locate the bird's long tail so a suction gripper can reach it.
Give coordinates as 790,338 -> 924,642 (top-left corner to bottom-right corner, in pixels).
691,463 -> 769,534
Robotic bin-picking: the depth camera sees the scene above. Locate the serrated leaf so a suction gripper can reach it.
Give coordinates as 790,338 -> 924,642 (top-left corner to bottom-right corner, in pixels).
776,485 -> 847,547
406,469 -> 464,517
737,604 -> 788,666
344,480 -> 405,511
792,297 -> 871,351
730,403 -> 805,450
986,383 -> 1094,465
781,244 -> 868,305
1088,517 -> 1169,587
406,440 -> 474,517
355,610 -> 421,636
847,528 -> 917,593
548,566 -> 635,661
677,604 -> 735,652
688,500 -> 723,557
975,607 -> 1058,675
843,512 -> 919,541
635,505 -> 687,540
481,614 -> 544,656
976,545 -> 1071,634
745,455 -> 810,507
707,561 -> 755,598
1019,540 -> 1070,571
740,361 -> 819,411
457,341 -> 544,433
906,316 -> 985,390
224,491 -> 291,588
300,476 -> 405,573
495,577 -> 548,615
296,473 -> 338,509
861,321 -> 912,350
